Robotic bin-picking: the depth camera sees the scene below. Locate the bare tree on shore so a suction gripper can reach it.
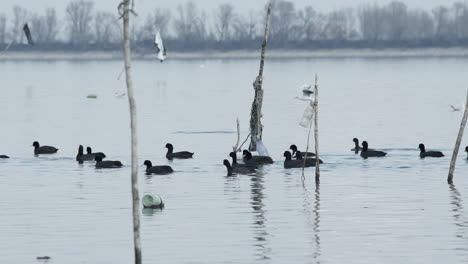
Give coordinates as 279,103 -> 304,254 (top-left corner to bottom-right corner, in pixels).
232,10 -> 258,42
358,3 -> 385,41
0,14 -> 6,44
269,0 -> 296,44
174,1 -> 207,43
432,5 -> 452,40
94,11 -> 120,44
11,6 -> 28,44
66,0 -> 94,45
214,3 -> 236,42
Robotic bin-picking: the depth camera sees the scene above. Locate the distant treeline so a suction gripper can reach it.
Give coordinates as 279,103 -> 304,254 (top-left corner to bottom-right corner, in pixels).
2,0 -> 468,52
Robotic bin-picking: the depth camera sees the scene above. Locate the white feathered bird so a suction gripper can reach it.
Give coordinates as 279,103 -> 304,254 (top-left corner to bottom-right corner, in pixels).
154,31 -> 166,62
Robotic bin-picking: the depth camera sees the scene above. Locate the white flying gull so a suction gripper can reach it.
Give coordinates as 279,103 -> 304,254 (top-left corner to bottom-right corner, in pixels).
154,31 -> 166,62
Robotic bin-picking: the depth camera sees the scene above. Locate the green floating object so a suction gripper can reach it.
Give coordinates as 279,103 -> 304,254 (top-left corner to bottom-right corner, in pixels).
86,94 -> 98,99
142,194 -> 164,209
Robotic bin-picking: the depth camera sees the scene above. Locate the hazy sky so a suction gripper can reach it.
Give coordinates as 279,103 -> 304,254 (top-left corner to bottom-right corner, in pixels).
3,0 -> 455,17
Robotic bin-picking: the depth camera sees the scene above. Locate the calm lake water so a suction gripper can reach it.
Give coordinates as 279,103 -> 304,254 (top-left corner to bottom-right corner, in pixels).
1,56 -> 468,264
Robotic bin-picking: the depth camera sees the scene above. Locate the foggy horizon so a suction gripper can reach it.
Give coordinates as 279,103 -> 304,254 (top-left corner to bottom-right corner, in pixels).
2,0 -> 459,18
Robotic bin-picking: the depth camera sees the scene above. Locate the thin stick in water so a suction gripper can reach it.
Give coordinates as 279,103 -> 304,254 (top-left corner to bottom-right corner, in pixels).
119,1 -> 142,263
448,89 -> 468,184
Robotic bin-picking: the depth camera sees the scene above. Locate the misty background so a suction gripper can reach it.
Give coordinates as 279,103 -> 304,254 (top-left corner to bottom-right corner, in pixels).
2,0 -> 468,52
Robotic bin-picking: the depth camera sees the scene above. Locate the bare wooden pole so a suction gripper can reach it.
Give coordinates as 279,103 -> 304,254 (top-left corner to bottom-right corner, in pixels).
233,118 -> 240,152
119,1 -> 142,263
448,89 -> 468,184
249,3 -> 272,151
313,75 -> 320,184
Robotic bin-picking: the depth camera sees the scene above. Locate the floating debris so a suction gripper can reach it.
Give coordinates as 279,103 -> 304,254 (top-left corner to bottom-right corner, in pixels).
86,94 -> 98,99
142,194 -> 164,209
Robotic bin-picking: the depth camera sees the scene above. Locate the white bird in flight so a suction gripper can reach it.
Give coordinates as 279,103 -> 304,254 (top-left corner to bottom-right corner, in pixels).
154,31 -> 166,63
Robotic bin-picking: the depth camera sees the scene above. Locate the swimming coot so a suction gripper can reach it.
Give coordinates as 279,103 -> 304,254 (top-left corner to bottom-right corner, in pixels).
290,144 -> 315,157
95,156 -> 123,168
283,151 -> 316,169
360,141 -> 387,159
86,147 -> 106,159
466,146 -> 468,159
143,160 -> 173,175
295,151 -> 323,164
165,143 -> 194,160
242,150 -> 273,165
223,159 -> 255,176
32,141 -> 58,155
351,138 -> 361,152
229,152 -> 257,169
0,155 -> 9,158
419,143 -> 444,158
76,145 -> 97,163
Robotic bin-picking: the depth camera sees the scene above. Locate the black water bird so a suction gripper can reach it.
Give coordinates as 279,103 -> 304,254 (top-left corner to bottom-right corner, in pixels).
419,143 -> 444,158
223,159 -> 255,176
242,150 -> 273,165
144,160 -> 173,175
465,146 -> 468,160
95,156 -> 123,168
0,155 -> 9,158
32,141 -> 58,155
86,147 -> 106,159
360,141 -> 386,159
351,138 -> 362,152
229,152 -> 257,168
290,144 -> 315,157
283,151 -> 316,169
165,143 -> 194,160
295,151 -> 323,164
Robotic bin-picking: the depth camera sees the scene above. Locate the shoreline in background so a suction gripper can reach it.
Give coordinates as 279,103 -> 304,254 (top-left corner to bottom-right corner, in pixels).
2,47 -> 468,60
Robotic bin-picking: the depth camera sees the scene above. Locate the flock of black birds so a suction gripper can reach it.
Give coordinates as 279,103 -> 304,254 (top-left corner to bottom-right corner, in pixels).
1,139 -> 467,177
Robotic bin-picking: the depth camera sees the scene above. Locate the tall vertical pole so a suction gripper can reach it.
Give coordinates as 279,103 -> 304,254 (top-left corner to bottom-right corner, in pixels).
313,75 -> 320,184
120,1 -> 142,263
448,89 -> 468,184
249,3 -> 272,151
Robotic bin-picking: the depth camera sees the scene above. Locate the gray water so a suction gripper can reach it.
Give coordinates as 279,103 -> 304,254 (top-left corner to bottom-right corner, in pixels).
1,57 -> 468,264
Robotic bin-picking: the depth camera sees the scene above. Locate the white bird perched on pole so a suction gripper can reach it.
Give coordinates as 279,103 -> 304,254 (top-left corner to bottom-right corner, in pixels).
154,31 -> 166,62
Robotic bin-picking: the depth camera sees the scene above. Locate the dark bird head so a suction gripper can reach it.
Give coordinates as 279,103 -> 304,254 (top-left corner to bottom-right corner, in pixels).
353,138 -> 359,144
78,145 -> 84,155
419,143 -> 426,152
165,143 -> 173,150
465,146 -> 468,152
244,151 -> 253,160
283,151 -> 292,160
143,160 -> 152,168
242,150 -> 249,156
95,156 -> 104,162
86,147 -> 92,154
362,141 -> 369,151
229,152 -> 236,159
32,141 -> 40,148
223,159 -> 231,168
289,144 -> 298,153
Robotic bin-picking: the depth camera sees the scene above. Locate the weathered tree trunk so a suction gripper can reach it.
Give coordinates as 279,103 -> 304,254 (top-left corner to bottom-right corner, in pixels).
120,1 -> 142,263
313,75 -> 320,184
448,89 -> 468,184
249,4 -> 272,151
